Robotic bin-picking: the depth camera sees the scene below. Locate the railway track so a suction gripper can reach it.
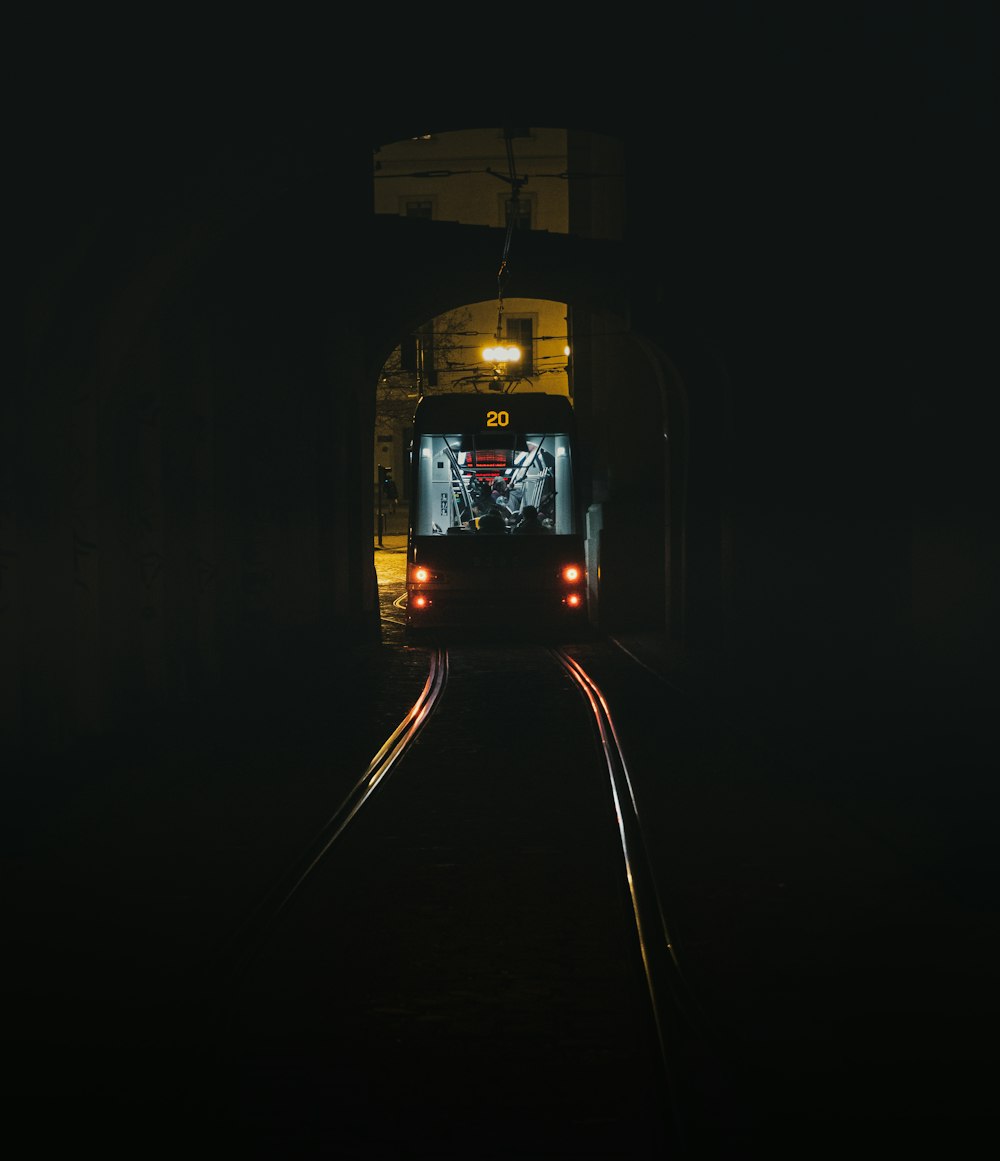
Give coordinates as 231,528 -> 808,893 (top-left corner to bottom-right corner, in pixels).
173,641 -> 723,1158
16,557 -> 984,1157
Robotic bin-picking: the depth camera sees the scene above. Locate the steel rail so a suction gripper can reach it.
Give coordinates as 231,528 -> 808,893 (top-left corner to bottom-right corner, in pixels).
168,646 -> 448,1124
225,646 -> 448,974
553,647 -> 713,1153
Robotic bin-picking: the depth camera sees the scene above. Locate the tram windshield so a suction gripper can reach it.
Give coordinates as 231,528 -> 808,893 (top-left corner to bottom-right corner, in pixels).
413,429 -> 576,536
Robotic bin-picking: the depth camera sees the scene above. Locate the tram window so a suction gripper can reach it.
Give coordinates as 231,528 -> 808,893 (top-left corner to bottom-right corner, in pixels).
413,430 -> 575,535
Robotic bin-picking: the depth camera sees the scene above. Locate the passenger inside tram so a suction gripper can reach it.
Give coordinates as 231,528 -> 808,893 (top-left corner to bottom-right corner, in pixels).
474,501 -> 508,534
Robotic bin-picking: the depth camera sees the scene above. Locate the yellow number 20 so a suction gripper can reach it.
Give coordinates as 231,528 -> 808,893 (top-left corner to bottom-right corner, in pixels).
486,410 -> 509,428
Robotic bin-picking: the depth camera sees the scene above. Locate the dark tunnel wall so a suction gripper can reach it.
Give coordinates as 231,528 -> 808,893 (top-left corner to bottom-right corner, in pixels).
10,42 -> 994,755
571,312 -> 670,635
11,125 -> 382,751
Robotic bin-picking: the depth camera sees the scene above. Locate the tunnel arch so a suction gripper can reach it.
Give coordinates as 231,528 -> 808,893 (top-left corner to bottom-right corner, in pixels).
10,118 -> 739,749
363,216 -> 629,383
364,234 -> 731,656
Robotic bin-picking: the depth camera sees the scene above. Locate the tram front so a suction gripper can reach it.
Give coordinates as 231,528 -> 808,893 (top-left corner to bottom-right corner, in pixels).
405,393 -> 587,635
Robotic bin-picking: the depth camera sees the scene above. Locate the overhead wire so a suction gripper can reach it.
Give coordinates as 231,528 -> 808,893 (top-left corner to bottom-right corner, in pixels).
380,131 -> 626,395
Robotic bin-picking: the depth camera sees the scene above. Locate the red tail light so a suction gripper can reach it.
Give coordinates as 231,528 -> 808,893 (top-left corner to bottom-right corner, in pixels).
565,592 -> 582,608
561,564 -> 582,584
412,566 -> 431,583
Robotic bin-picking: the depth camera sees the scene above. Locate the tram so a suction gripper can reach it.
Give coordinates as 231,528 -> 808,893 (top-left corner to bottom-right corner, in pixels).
405,392 -> 587,634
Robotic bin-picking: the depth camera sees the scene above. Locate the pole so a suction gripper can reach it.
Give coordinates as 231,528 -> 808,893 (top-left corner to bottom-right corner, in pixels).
377,464 -> 384,547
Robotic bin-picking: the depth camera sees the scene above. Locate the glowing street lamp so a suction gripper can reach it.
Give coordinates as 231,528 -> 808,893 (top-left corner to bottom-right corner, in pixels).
482,342 -> 521,390
482,344 -> 522,366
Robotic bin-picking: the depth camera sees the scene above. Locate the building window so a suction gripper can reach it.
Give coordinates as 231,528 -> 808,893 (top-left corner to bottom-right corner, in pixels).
504,197 -> 532,232
403,199 -> 434,219
505,317 -> 535,376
